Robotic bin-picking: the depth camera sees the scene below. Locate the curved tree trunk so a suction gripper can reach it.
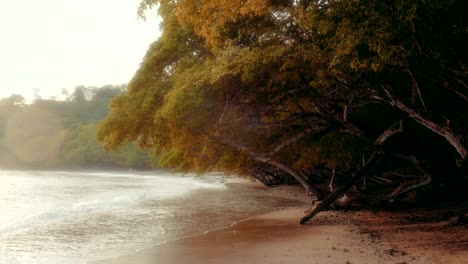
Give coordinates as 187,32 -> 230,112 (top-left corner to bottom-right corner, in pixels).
382,86 -> 467,162
255,157 -> 323,199
210,129 -> 326,199
300,151 -> 385,224
300,120 -> 405,224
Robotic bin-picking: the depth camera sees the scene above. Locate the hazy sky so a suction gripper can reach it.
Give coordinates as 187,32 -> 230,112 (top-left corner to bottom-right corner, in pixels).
0,0 -> 161,101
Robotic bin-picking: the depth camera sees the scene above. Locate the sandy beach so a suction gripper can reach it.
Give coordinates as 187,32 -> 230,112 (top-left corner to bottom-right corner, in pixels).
93,184 -> 468,264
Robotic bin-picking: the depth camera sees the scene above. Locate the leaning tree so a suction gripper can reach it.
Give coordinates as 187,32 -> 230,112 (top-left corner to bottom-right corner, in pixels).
99,0 -> 467,223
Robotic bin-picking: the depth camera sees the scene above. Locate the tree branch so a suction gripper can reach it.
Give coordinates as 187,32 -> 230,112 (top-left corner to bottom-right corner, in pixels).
374,120 -> 404,146
209,133 -> 324,199
382,85 -> 467,161
300,150 -> 385,224
407,68 -> 427,111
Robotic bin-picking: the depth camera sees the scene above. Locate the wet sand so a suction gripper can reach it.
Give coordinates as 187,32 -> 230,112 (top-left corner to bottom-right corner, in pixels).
93,183 -> 468,264
93,208 -> 421,264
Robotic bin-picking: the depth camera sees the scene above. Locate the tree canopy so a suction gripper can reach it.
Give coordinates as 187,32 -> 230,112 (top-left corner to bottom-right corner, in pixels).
98,0 -> 467,213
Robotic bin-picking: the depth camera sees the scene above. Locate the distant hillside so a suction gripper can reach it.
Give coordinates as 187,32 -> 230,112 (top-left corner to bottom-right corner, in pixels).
0,85 -> 156,170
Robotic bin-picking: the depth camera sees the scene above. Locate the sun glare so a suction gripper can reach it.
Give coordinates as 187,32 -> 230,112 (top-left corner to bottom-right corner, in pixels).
5,106 -> 65,164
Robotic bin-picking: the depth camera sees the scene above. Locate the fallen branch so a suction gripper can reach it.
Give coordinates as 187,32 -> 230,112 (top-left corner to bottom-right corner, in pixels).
388,177 -> 432,203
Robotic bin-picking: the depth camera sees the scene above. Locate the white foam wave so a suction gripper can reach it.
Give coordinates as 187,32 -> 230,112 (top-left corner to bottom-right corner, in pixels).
0,171 -> 226,236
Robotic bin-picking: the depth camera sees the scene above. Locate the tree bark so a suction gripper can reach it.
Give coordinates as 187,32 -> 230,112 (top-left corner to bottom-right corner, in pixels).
382,86 -> 467,162
387,177 -> 432,203
300,151 -> 385,224
300,119 -> 405,224
256,157 -> 323,199
374,120 -> 404,146
210,131 -> 325,199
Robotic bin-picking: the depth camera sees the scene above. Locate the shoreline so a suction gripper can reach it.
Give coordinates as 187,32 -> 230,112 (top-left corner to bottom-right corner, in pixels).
91,207 -> 425,264
92,183 -> 468,264
90,183 -> 310,264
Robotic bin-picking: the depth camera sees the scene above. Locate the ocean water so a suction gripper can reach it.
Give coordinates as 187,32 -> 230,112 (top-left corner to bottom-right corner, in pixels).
0,170 -> 301,264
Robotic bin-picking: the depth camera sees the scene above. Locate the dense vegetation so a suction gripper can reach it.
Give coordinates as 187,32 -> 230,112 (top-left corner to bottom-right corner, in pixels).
0,85 -> 154,169
98,0 -> 467,221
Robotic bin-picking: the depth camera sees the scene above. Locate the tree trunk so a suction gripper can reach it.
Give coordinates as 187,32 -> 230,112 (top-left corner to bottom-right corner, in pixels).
382,86 -> 467,162
210,132 -> 324,199
300,151 -> 385,224
300,120 -> 405,224
387,177 -> 432,203
256,157 -> 323,199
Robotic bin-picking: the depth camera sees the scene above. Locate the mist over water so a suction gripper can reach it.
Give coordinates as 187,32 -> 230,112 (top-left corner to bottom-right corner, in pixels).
0,171 -> 301,264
